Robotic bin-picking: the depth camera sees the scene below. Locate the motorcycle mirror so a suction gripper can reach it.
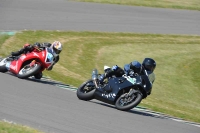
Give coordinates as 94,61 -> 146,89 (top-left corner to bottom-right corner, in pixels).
91,69 -> 98,80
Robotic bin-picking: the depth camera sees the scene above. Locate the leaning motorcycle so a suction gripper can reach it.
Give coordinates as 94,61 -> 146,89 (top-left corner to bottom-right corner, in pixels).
0,46 -> 53,79
77,66 -> 154,111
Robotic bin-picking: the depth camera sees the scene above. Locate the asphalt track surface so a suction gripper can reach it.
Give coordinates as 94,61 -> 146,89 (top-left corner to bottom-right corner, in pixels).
0,0 -> 200,35
0,0 -> 200,133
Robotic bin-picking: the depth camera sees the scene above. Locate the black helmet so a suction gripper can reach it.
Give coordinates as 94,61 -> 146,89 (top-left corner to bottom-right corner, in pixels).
142,58 -> 156,72
130,61 -> 142,74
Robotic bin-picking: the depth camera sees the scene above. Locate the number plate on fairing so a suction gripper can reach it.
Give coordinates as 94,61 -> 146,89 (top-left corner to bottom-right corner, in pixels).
127,77 -> 136,84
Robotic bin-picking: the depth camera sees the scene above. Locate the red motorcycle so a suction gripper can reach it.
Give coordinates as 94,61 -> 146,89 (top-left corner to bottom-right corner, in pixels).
0,46 -> 53,79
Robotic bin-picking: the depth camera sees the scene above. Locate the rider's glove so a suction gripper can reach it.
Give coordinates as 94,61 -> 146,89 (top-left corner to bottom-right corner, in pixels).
129,71 -> 135,76
46,61 -> 55,71
112,65 -> 118,71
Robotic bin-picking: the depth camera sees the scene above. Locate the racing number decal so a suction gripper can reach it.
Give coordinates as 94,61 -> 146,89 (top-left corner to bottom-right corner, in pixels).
127,77 -> 136,84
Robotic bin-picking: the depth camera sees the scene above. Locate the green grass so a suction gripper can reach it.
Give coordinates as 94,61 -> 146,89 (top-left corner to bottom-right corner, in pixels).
0,35 -> 10,48
0,31 -> 200,131
0,121 -> 43,133
73,0 -> 200,10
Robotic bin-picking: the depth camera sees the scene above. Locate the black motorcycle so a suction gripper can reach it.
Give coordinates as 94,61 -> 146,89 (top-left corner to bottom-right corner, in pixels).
77,68 -> 153,111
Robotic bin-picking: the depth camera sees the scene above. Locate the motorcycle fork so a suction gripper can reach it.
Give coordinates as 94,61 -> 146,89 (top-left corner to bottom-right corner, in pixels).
128,89 -> 133,96
123,88 -> 137,98
23,60 -> 36,69
93,79 -> 99,88
30,60 -> 36,67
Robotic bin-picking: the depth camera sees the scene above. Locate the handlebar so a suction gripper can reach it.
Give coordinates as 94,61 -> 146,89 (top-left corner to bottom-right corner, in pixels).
33,46 -> 42,52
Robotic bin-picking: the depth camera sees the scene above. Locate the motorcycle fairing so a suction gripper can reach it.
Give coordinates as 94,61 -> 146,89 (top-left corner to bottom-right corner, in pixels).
0,58 -> 9,67
0,58 -> 11,71
124,75 -> 137,84
94,74 -> 152,105
8,49 -> 48,74
94,77 -> 137,105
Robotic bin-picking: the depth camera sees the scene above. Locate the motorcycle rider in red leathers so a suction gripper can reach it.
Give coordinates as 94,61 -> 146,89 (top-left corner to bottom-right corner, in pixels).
11,41 -> 62,79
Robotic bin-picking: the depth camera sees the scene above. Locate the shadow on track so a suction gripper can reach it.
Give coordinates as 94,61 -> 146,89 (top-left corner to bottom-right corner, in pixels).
89,100 -> 170,121
6,72 -> 77,89
27,77 -> 68,86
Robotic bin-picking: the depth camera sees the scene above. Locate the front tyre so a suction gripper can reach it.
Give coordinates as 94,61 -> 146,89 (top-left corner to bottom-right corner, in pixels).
76,79 -> 96,101
115,90 -> 143,111
17,63 -> 41,79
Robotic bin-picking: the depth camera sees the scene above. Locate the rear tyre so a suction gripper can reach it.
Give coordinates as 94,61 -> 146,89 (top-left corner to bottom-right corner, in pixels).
115,90 -> 143,111
17,63 -> 41,79
0,66 -> 7,72
76,79 -> 96,101
0,58 -> 8,73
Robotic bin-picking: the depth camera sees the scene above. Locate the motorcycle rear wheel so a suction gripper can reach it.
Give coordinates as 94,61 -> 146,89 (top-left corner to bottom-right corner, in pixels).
17,63 -> 41,79
76,79 -> 96,101
0,58 -> 8,73
115,90 -> 142,111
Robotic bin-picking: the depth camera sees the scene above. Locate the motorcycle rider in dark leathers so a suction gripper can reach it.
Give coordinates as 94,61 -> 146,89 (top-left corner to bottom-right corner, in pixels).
11,41 -> 62,79
98,58 -> 156,93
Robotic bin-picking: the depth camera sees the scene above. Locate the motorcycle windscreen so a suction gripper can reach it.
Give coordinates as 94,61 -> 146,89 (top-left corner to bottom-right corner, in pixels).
45,48 -> 54,63
146,71 -> 155,84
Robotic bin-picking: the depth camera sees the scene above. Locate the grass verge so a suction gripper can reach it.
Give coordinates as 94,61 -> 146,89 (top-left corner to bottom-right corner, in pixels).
0,121 -> 43,133
73,0 -> 200,10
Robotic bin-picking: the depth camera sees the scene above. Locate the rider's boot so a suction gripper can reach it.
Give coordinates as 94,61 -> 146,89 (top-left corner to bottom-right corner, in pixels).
11,48 -> 25,57
11,51 -> 21,57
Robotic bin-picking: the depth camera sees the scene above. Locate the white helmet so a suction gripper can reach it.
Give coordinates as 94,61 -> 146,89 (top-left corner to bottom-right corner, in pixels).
51,41 -> 62,56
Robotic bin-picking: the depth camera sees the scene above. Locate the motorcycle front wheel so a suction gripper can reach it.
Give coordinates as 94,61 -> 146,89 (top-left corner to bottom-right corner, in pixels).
76,79 -> 96,101
17,62 -> 41,79
115,90 -> 143,111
